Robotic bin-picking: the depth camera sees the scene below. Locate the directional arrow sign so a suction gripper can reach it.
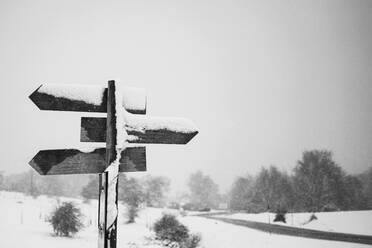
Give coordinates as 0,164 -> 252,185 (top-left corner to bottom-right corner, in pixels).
80,115 -> 198,144
28,80 -> 198,248
29,147 -> 146,175
29,84 -> 146,114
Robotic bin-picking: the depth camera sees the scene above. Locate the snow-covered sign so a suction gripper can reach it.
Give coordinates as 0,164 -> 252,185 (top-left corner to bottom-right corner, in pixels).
80,115 -> 198,144
29,84 -> 146,114
28,80 -> 198,248
29,147 -> 146,175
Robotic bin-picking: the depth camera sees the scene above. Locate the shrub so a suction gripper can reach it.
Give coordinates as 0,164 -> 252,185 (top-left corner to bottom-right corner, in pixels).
273,209 -> 287,223
153,214 -> 201,248
183,233 -> 202,248
127,205 -> 140,223
49,202 -> 83,236
309,213 -> 318,222
273,212 -> 286,223
154,214 -> 189,242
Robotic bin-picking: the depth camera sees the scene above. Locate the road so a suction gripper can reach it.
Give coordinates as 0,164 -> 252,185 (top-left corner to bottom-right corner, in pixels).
197,213 -> 372,245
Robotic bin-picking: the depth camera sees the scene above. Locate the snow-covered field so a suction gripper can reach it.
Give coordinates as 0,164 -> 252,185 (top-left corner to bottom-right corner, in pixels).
218,210 -> 372,236
0,191 -> 370,248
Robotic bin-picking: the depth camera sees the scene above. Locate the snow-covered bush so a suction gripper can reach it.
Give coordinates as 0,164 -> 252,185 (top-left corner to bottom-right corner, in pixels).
154,214 -> 189,242
183,233 -> 201,248
153,214 -> 201,248
273,208 -> 287,223
49,202 -> 83,237
309,213 -> 318,222
273,212 -> 286,223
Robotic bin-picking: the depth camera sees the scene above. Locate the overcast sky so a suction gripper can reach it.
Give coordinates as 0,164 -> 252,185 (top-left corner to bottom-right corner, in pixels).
1,0 -> 372,192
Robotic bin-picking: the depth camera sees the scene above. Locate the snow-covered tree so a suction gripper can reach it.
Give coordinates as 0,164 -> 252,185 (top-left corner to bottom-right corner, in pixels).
119,176 -> 145,223
293,150 -> 345,212
254,166 -> 294,213
188,171 -> 219,209
81,175 -> 99,200
49,202 -> 83,237
142,175 -> 170,207
229,175 -> 255,211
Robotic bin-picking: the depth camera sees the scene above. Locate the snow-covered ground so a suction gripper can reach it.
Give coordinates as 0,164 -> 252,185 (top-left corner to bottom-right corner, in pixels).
0,191 -> 370,248
218,210 -> 372,236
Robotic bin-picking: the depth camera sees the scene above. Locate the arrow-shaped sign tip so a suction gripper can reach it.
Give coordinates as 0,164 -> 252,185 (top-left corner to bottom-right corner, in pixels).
29,84 -> 44,110
29,151 -> 49,175
184,130 -> 198,144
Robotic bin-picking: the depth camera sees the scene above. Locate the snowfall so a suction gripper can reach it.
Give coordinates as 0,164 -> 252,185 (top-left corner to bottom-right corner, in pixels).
0,191 -> 371,248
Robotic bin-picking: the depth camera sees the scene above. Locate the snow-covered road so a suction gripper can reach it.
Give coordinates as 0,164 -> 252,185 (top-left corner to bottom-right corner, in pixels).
217,211 -> 372,236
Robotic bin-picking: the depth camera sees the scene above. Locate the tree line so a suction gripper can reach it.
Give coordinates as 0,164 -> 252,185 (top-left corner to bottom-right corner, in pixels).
0,170 -> 90,198
2,149 -> 372,214
229,150 -> 372,213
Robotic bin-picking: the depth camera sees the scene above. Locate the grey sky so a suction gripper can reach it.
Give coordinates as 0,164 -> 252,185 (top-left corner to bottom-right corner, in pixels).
1,0 -> 372,192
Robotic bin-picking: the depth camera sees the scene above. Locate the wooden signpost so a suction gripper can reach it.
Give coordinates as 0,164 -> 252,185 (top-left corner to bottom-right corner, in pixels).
28,80 -> 198,248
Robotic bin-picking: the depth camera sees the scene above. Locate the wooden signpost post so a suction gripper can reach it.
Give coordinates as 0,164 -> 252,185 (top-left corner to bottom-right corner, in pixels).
29,80 -> 198,248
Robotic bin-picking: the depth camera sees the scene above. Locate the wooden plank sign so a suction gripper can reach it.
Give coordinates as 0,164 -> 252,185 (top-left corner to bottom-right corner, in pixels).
29,84 -> 146,114
80,116 -> 198,144
29,147 -> 146,175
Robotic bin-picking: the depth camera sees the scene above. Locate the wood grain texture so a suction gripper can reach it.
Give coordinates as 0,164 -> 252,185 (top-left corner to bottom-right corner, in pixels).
106,80 -> 117,165
29,147 -> 146,175
104,80 -> 117,248
29,84 -> 146,114
80,117 -> 198,144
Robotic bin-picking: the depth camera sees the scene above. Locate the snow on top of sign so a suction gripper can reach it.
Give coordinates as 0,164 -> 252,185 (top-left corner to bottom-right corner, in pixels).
122,86 -> 146,112
77,147 -> 98,153
125,113 -> 198,134
39,84 -> 105,105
